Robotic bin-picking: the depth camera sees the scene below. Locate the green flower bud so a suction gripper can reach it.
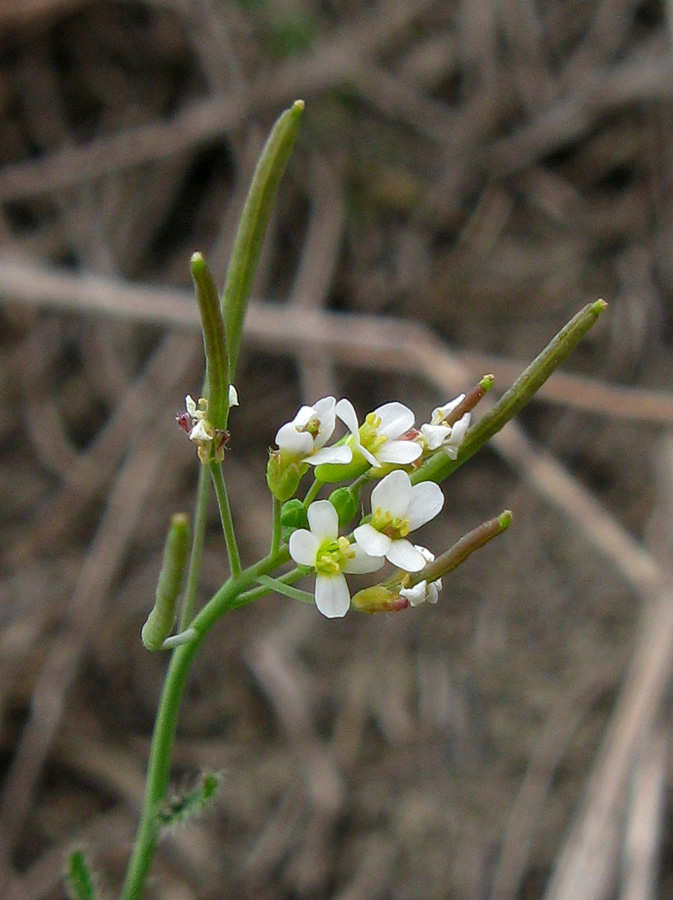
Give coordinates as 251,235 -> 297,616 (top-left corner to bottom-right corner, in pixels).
281,498 -> 309,532
351,583 -> 410,613
328,487 -> 360,526
266,450 -> 307,501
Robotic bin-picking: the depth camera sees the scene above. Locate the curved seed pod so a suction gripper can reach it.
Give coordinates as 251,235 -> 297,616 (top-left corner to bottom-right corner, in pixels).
142,513 -> 190,652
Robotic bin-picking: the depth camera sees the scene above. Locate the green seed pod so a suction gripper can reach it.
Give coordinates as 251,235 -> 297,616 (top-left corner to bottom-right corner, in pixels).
142,513 -> 191,652
328,487 -> 359,526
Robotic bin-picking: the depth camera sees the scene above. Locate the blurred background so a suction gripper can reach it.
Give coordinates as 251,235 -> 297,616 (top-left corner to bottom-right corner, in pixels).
1,1 -> 673,898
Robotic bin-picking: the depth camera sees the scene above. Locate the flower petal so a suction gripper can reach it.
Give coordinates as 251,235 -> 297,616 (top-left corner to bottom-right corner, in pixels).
400,581 -> 428,606
307,499 -> 338,540
431,395 -> 465,424
370,470 -> 412,518
386,538 -> 427,571
444,412 -> 471,459
335,398 -> 360,437
312,397 -> 337,447
315,573 -> 351,618
307,444 -> 353,465
375,402 -> 415,438
406,481 -> 444,529
343,543 -> 385,574
289,529 -> 320,566
420,423 -> 450,451
375,440 -> 422,465
275,422 -> 314,456
353,523 -> 392,558
189,419 -> 213,443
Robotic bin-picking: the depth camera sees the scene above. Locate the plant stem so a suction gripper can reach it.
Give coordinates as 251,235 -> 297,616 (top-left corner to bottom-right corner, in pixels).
270,495 -> 281,556
120,547 -> 290,900
209,461 -> 241,576
179,464 -> 210,630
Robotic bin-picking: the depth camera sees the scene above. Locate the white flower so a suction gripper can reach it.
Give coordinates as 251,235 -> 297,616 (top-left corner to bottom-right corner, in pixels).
275,397 -> 352,466
289,500 -> 384,618
185,394 -> 214,444
335,399 -> 422,469
420,396 -> 471,459
353,470 -> 444,571
229,385 -> 239,407
400,546 -> 442,606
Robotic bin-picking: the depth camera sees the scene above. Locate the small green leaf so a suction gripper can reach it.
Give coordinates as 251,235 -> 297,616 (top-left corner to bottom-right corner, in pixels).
66,849 -> 97,900
157,772 -> 221,828
222,100 -> 304,381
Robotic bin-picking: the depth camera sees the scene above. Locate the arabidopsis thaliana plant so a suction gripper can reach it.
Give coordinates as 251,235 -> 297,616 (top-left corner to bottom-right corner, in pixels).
275,397 -> 352,466
400,546 -> 442,606
353,470 -> 444,571
289,500 -> 384,618
420,396 -> 471,459
335,399 -> 422,469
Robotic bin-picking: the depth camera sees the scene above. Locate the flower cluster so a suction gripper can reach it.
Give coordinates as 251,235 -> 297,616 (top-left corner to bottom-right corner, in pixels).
272,394 -> 469,618
177,388 -> 238,463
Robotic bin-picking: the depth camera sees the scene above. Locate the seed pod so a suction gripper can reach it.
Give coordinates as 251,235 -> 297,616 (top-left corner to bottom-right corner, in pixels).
142,513 -> 190,652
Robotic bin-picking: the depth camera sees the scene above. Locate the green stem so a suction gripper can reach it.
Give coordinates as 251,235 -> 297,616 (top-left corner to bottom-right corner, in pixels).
303,478 -> 321,506
179,465 -> 210,630
238,567 -> 305,605
270,495 -> 282,556
121,547 -> 290,900
209,461 -> 241,576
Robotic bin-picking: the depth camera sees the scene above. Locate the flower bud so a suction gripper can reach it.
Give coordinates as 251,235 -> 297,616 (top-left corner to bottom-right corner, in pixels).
328,487 -> 359,526
350,584 -> 410,613
280,498 -> 309,539
266,450 -> 307,501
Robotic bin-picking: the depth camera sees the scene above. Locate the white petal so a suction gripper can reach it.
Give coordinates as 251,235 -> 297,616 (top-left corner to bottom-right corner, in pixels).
185,395 -> 198,417
406,481 -> 444,530
297,405 -> 324,429
275,422 -> 314,456
343,543 -> 385,574
400,581 -> 428,606
413,544 -> 435,564
312,397 -> 337,447
189,420 -> 212,443
444,413 -> 470,459
375,440 -> 422,465
421,423 -> 450,451
307,499 -> 338,540
386,539 -> 427,572
353,523 -> 392,558
370,470 -> 412,518
375,402 -> 415,438
431,395 -> 465,424
427,580 -> 441,603
315,573 -> 351,618
289,529 -> 320,566
228,385 -> 239,407
307,444 -> 353,465
335,398 -> 361,437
